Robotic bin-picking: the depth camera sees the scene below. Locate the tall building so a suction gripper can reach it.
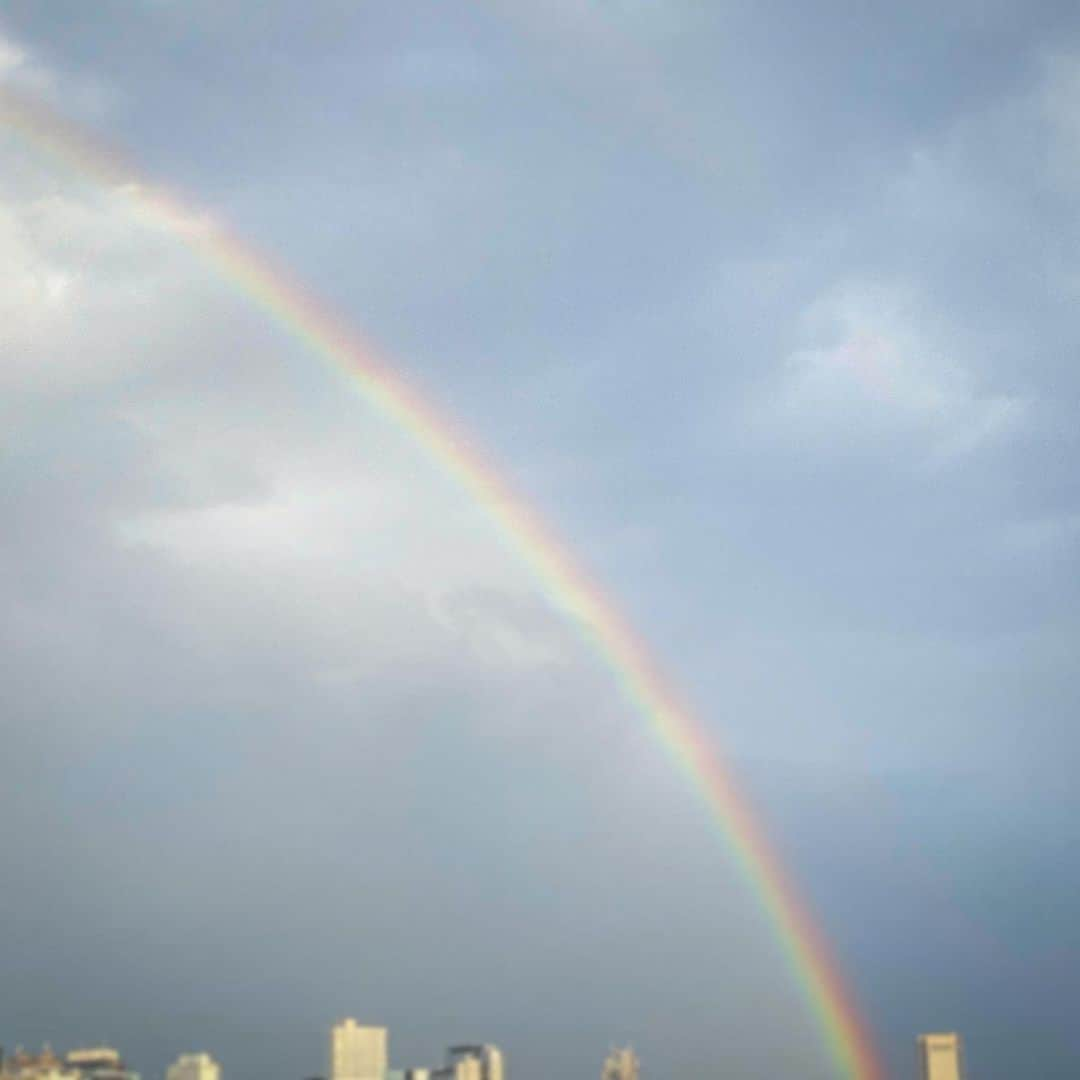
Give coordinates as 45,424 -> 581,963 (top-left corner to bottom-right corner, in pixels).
446,1047 -> 501,1080
329,1020 -> 387,1080
430,1063 -> 476,1080
918,1034 -> 964,1080
165,1055 -> 220,1080
601,1048 -> 638,1080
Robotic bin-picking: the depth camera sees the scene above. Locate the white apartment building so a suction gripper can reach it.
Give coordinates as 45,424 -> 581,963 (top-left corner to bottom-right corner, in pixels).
330,1020 -> 387,1080
918,1033 -> 964,1080
164,1054 -> 220,1080
601,1047 -> 638,1080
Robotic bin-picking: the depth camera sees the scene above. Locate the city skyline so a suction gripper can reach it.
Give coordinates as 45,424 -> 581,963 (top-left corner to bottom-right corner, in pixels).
0,1027 -> 514,1080
0,1025 -> 978,1080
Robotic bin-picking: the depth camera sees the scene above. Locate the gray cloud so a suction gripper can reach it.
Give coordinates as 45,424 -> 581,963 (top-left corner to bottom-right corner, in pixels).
3,5 -> 1080,1079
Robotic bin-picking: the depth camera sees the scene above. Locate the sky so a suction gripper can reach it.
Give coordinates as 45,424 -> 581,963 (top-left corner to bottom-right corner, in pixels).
2,2 -> 1079,1078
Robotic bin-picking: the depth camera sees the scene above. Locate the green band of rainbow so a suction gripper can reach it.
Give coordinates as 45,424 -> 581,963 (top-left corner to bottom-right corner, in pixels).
1,86 -> 882,1080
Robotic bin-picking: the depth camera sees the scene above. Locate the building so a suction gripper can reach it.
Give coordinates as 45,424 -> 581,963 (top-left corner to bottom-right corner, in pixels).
164,1054 -> 220,1080
1,1046 -> 138,1080
918,1034 -> 964,1080
329,1020 -> 387,1080
430,1045 -> 503,1080
65,1052 -> 121,1072
66,1047 -> 138,1080
432,1063 -> 475,1080
447,1047 -> 501,1080
601,1048 -> 638,1080
0,1045 -> 77,1080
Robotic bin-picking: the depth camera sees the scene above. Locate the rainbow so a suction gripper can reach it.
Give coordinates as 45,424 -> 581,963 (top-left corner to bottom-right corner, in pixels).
0,84 -> 882,1079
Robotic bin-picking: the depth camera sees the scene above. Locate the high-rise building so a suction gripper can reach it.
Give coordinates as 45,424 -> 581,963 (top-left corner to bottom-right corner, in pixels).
918,1034 -> 964,1080
164,1055 -> 220,1080
601,1048 -> 638,1080
445,1047 -> 501,1080
329,1020 -> 387,1080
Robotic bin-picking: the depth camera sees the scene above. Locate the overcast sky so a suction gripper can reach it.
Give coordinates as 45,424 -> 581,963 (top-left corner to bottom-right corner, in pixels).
2,3 -> 1080,1078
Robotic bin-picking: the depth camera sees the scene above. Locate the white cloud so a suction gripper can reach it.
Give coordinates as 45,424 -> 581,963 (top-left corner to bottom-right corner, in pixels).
0,26 -> 115,116
0,29 -> 54,95
0,129 -> 586,719
114,413 -> 526,586
747,283 -> 1026,461
112,419 -> 581,679
0,179 -> 224,394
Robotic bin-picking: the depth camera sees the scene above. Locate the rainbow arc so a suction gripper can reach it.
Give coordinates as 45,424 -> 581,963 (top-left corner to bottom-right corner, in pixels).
1,85 -> 881,1080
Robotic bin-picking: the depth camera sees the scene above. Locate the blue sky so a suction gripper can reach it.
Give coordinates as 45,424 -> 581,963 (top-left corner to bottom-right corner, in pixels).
2,3 -> 1079,1078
